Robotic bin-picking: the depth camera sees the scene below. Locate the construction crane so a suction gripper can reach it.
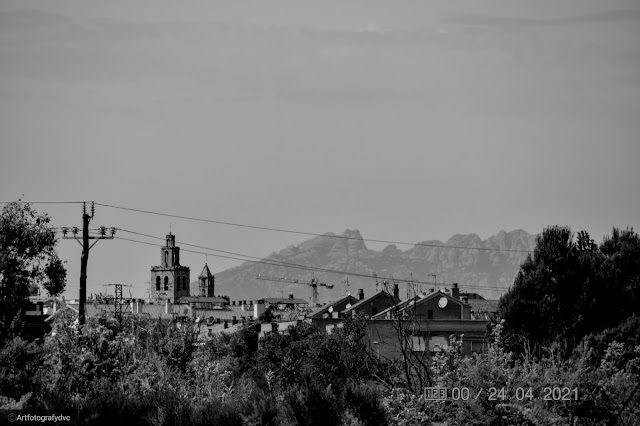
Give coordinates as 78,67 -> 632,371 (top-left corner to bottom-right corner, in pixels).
256,273 -> 334,307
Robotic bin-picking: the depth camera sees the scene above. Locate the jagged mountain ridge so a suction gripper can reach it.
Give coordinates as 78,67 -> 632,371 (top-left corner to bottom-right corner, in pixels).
213,229 -> 536,302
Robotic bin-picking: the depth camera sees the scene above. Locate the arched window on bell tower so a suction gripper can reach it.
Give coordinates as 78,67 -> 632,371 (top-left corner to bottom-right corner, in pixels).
156,276 -> 161,291
164,276 -> 169,291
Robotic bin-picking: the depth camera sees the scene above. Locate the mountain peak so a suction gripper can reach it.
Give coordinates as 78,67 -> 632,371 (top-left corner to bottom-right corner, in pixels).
341,228 -> 363,240
215,229 -> 536,301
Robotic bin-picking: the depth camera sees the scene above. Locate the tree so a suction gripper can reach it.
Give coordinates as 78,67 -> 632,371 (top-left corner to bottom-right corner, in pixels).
0,201 -> 66,325
499,225 -> 640,357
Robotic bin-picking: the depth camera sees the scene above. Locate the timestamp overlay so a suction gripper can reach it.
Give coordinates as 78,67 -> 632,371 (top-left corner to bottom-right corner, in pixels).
424,386 -> 579,402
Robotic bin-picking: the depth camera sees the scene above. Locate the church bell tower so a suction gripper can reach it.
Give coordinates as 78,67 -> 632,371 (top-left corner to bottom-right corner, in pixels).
150,233 -> 190,303
198,263 -> 215,297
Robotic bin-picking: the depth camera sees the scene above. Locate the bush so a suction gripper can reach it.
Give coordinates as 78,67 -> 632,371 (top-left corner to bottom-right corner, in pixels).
0,337 -> 44,399
343,382 -> 388,426
282,378 -> 343,426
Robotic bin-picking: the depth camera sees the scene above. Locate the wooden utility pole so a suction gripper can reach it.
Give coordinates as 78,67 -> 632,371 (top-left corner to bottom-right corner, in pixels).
62,202 -> 115,326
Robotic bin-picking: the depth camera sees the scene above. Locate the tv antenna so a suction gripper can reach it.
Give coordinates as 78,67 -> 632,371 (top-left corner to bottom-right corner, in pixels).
342,277 -> 350,296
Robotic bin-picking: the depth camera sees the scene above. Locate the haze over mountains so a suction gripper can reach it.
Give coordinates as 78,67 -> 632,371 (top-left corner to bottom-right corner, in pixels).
213,229 -> 536,303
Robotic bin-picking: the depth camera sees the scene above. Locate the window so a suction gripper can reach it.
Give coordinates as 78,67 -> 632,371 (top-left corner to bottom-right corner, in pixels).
164,276 -> 169,291
183,277 -> 188,291
156,276 -> 161,291
427,310 -> 433,320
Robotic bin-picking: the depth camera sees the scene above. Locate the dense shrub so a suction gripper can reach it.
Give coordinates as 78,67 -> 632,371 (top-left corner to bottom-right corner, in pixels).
0,337 -> 42,399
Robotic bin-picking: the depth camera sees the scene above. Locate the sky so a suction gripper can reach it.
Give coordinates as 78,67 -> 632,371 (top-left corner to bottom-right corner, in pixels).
1,0 -> 639,300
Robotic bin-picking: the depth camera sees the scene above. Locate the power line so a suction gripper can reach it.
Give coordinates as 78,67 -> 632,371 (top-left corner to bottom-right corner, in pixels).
116,227 -> 332,270
0,201 -> 87,204
95,202 -> 533,254
105,230 -> 514,293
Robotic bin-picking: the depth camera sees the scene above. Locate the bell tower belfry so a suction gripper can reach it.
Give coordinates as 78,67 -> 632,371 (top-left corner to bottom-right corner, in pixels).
151,233 -> 190,303
198,263 -> 215,297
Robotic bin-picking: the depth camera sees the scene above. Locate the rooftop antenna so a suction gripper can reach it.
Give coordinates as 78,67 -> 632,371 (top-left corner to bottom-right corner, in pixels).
342,277 -> 350,296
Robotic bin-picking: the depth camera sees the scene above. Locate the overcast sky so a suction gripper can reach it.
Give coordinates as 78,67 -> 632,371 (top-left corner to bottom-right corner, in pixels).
1,0 -> 638,299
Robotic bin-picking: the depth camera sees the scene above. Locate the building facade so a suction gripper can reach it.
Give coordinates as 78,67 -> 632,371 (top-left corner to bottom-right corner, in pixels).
150,233 -> 190,303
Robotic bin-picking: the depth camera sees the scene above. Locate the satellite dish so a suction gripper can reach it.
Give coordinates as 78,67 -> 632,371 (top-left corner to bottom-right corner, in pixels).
328,306 -> 334,313
346,303 -> 352,309
438,297 -> 448,309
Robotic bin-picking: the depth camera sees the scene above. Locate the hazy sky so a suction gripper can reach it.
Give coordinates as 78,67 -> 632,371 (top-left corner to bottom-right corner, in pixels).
1,0 -> 638,299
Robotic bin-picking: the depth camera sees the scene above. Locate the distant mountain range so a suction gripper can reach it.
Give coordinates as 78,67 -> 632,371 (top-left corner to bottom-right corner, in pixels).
211,229 -> 536,303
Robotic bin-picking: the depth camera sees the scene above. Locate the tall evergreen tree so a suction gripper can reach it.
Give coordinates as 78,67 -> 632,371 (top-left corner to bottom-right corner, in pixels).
499,225 -> 640,355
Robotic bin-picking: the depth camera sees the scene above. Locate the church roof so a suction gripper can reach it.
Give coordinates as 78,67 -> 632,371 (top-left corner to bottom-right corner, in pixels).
199,263 -> 214,279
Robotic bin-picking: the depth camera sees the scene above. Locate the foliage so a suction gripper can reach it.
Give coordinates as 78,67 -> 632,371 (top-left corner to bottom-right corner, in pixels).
257,316 -> 379,392
499,225 -> 640,356
378,320 -> 640,425
0,314 -> 391,425
0,201 -> 66,331
0,337 -> 43,399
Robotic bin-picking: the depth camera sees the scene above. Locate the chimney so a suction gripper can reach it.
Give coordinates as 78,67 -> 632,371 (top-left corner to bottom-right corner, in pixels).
430,288 -> 435,293
253,300 -> 265,320
393,283 -> 399,300
165,299 -> 172,315
358,289 -> 364,300
232,301 -> 236,306
289,293 -> 294,299
451,283 -> 460,299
